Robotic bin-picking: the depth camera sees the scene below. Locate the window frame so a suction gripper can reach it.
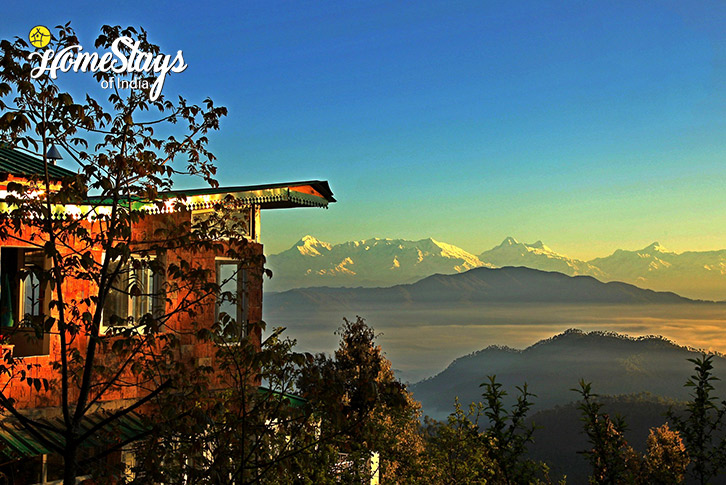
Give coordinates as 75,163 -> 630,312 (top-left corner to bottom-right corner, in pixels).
100,253 -> 165,334
18,248 -> 46,325
0,246 -> 48,329
215,258 -> 249,343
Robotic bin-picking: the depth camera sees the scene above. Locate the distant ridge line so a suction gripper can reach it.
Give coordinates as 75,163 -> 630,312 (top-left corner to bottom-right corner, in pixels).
430,328 -> 725,382
267,235 -> 726,300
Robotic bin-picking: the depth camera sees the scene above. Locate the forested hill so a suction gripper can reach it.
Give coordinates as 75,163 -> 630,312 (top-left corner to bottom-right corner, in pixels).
410,329 -> 726,420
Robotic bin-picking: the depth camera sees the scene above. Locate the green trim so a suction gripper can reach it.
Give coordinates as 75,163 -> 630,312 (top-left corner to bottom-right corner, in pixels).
258,386 -> 307,409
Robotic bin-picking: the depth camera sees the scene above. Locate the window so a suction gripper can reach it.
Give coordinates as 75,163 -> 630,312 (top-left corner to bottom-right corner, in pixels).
22,249 -> 44,320
103,255 -> 164,330
216,260 -> 248,342
0,247 -> 46,328
0,247 -> 50,356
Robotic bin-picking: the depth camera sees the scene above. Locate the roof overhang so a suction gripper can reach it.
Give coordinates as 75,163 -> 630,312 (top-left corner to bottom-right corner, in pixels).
0,181 -> 335,220
0,411 -> 148,464
157,180 -> 336,211
0,146 -> 76,181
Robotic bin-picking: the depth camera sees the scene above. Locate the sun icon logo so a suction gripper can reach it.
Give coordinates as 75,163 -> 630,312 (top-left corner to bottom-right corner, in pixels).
28,25 -> 51,49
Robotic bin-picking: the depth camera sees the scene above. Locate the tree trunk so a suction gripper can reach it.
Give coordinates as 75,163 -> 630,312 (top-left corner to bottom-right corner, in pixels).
63,442 -> 77,485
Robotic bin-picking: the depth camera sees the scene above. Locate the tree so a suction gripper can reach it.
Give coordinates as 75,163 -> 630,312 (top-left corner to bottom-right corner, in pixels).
423,376 -> 552,485
0,23 -> 240,484
574,380 -> 639,484
137,316 -> 426,484
480,375 -> 547,484
298,316 -> 427,483
131,326 -> 330,484
422,399 -> 495,484
668,354 -> 726,484
575,381 -> 689,485
643,423 -> 689,484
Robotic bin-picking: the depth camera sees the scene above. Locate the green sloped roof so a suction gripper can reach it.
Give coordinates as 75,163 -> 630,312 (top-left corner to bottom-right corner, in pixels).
0,147 -> 335,212
0,146 -> 76,180
0,411 -> 148,463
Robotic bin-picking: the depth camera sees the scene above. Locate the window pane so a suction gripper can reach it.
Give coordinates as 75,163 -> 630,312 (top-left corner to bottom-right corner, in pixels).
0,248 -> 20,328
103,256 -> 163,329
22,250 -> 44,320
23,272 -> 40,317
131,265 -> 152,321
104,261 -> 129,327
217,262 -> 246,341
218,263 -> 237,335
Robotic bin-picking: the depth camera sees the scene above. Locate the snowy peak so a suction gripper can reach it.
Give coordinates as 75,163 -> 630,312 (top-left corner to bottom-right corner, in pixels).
269,236 -> 726,301
429,238 -> 484,272
588,242 -> 726,301
642,242 -> 668,253
529,240 -> 549,251
493,237 -> 551,254
601,242 -> 670,260
294,235 -> 332,257
295,235 -> 331,248
479,238 -> 604,278
486,238 -> 561,258
499,236 -> 519,247
266,236 -> 488,292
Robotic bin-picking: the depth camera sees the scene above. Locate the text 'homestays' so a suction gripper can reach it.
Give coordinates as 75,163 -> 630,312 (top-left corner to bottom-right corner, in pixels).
28,36 -> 187,101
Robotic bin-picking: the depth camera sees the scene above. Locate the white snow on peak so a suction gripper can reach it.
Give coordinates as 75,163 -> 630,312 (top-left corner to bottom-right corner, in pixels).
317,257 -> 356,276
492,237 -> 558,257
643,242 -> 668,253
430,239 -> 485,270
647,258 -> 671,271
296,235 -> 332,256
528,240 -> 552,252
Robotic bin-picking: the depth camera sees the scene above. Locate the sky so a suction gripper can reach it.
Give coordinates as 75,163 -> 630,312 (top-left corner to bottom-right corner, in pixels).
2,1 -> 726,259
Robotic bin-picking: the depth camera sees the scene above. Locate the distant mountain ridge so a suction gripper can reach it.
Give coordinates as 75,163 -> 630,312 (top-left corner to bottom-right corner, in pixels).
409,328 -> 726,420
265,236 -> 726,300
478,236 -> 605,279
589,242 -> 726,301
265,265 -> 697,318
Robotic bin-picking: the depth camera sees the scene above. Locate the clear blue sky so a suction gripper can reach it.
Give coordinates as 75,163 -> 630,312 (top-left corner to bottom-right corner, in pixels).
3,1 -> 726,258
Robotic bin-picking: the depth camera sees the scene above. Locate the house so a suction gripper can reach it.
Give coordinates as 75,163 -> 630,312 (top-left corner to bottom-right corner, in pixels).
0,145 -> 335,483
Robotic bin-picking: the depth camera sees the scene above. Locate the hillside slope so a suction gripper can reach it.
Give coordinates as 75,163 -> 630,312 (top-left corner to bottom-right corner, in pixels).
410,329 -> 726,419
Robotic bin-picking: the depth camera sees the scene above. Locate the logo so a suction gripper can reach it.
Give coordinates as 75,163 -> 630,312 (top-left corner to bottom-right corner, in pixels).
27,34 -> 187,101
29,25 -> 51,48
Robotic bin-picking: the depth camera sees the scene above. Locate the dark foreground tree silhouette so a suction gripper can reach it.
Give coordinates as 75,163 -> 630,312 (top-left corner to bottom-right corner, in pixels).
297,316 -> 427,483
0,23 -> 243,484
132,326 -> 329,484
423,376 -> 554,484
575,380 -> 689,484
423,398 -> 495,484
480,376 -> 545,484
668,354 -> 726,485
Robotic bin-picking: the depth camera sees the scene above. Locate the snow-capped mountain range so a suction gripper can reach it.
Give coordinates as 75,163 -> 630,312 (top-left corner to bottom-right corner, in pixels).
478,237 -> 605,278
265,235 -> 490,292
265,235 -> 726,300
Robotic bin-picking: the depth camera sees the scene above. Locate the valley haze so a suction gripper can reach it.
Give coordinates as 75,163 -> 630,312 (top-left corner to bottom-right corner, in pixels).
263,245 -> 726,382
